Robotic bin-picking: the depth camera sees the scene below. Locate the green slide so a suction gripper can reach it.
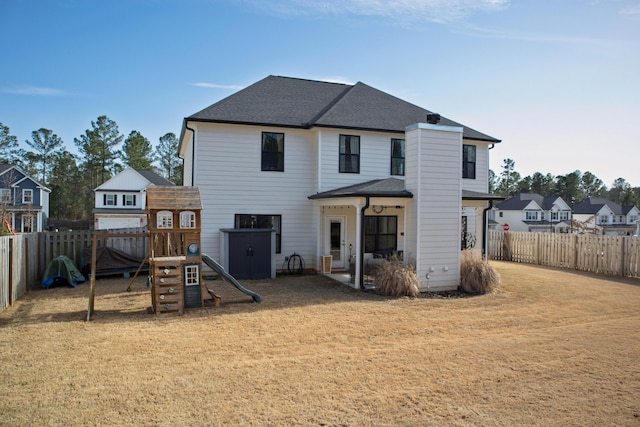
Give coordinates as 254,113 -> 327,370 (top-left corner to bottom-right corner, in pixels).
201,254 -> 262,303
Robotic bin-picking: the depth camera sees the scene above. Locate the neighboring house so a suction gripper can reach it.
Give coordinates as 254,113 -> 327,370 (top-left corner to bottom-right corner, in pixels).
93,168 -> 174,230
0,164 -> 50,233
494,193 -> 572,233
572,197 -> 639,236
178,75 -> 502,291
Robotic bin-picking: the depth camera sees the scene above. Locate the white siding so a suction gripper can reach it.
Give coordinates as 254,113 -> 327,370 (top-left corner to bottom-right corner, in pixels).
461,140 -> 491,193
193,123 -> 318,269
405,124 -> 462,291
318,129 -> 403,193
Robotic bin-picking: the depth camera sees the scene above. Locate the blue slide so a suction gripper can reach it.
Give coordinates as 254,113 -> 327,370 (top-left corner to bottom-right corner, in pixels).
201,254 -> 262,303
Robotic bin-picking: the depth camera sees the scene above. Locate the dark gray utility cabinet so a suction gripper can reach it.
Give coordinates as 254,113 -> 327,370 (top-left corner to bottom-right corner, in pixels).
220,229 -> 276,280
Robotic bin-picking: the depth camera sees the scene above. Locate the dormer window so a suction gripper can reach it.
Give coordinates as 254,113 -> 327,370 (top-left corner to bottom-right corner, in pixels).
180,211 -> 196,229
157,210 -> 173,229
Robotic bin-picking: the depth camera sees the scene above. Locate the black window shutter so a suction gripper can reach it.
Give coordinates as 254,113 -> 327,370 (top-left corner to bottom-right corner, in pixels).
123,195 -> 126,205
133,195 -> 136,205
103,194 -> 106,205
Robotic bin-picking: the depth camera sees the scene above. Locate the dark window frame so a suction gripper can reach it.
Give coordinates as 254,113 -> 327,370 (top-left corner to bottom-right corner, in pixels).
390,138 -> 405,176
462,144 -> 476,179
339,134 -> 360,174
234,214 -> 282,254
261,132 -> 284,172
364,215 -> 397,253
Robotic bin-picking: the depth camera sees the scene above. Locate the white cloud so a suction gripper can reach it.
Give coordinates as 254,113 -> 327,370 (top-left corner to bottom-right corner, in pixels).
191,82 -> 245,90
245,0 -> 509,24
2,85 -> 65,96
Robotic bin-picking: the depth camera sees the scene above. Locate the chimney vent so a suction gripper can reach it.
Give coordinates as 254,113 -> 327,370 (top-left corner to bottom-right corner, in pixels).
426,113 -> 441,124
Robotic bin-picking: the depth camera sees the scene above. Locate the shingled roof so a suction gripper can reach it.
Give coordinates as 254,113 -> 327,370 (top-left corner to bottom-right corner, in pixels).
187,75 -> 500,143
308,178 -> 413,199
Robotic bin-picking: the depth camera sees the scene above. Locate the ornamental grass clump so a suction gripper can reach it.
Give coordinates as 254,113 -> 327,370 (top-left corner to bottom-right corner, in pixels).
373,257 -> 421,298
459,249 -> 500,294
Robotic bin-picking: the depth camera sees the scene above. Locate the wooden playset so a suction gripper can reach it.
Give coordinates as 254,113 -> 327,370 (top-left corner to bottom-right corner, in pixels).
145,186 -> 210,315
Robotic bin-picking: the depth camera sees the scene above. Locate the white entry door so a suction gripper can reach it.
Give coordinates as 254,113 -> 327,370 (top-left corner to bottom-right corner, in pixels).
326,216 -> 346,270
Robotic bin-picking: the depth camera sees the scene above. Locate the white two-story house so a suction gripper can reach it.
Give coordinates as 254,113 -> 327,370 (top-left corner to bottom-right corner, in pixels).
178,75 -> 501,291
494,193 -> 572,233
93,168 -> 174,230
572,197 -> 639,236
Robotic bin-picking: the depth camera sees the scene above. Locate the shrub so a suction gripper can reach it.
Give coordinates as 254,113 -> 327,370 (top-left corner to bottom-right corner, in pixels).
459,249 -> 500,294
373,257 -> 421,298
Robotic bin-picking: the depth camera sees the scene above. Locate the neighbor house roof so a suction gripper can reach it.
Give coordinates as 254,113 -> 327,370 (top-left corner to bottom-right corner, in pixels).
573,197 -> 626,215
186,75 -> 501,143
136,170 -> 174,186
496,193 -> 560,211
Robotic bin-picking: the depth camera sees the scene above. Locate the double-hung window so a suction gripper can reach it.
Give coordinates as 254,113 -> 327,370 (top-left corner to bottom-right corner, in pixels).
462,144 -> 476,179
0,189 -> 10,203
261,132 -> 284,171
123,194 -> 136,206
104,194 -> 117,206
390,138 -> 405,176
364,216 -> 397,253
22,189 -> 33,204
339,134 -> 360,173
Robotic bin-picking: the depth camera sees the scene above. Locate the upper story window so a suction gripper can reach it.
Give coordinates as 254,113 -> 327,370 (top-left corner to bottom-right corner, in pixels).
525,211 -> 539,221
559,211 -> 569,221
390,138 -> 405,176
157,210 -> 173,229
0,189 -> 10,203
599,215 -> 609,224
22,189 -> 33,204
261,132 -> 284,171
462,144 -> 476,179
339,134 -> 360,173
180,211 -> 196,229
123,194 -> 136,206
104,194 -> 117,206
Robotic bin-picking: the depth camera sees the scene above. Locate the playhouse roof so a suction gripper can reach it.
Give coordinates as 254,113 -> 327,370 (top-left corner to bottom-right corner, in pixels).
146,186 -> 202,211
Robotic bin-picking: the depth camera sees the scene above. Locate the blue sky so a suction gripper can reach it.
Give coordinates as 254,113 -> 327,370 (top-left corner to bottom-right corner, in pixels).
1,0 -> 639,187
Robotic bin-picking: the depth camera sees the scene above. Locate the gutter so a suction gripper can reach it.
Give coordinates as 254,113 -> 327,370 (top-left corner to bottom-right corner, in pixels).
482,200 -> 494,259
185,123 -> 196,186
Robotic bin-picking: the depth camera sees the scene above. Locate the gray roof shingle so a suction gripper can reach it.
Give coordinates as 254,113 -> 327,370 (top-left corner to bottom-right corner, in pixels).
188,75 -> 500,142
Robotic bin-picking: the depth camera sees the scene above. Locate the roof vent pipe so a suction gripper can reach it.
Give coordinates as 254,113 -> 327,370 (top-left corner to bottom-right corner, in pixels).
426,113 -> 441,124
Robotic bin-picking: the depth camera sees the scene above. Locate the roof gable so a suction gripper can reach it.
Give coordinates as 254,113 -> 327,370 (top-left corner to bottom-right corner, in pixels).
96,168 -> 153,191
187,75 -> 500,142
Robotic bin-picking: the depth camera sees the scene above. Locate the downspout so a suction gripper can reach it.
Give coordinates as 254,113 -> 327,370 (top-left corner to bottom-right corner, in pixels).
185,123 -> 196,186
359,196 -> 370,290
482,199 -> 494,259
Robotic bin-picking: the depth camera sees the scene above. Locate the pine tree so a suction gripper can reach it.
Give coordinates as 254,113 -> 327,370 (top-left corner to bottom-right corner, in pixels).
122,130 -> 154,170
156,132 -> 183,184
25,128 -> 64,184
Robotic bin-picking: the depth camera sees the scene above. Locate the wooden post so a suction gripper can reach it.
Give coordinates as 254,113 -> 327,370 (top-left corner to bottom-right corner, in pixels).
86,234 -> 98,321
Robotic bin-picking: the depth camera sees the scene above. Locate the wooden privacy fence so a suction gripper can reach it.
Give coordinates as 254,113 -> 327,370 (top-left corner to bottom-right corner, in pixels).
488,230 -> 640,278
0,229 -> 148,313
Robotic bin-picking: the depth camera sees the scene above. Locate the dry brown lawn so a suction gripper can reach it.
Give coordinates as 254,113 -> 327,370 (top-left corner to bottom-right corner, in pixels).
1,261 -> 639,426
